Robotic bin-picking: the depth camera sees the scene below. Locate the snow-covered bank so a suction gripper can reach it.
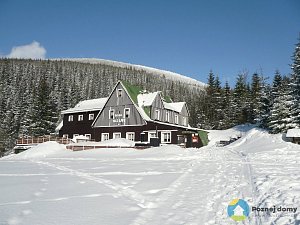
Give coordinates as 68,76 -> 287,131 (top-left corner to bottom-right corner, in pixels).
0,127 -> 299,225
10,142 -> 67,160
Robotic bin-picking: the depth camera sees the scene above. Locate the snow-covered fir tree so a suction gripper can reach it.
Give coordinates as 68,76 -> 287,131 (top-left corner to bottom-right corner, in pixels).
290,39 -> 300,127
268,76 -> 294,133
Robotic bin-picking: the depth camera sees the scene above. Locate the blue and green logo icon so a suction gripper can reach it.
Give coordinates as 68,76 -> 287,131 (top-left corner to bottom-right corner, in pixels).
227,199 -> 250,221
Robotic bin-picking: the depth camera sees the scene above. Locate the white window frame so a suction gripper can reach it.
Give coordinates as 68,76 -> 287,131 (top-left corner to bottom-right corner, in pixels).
124,108 -> 130,118
166,111 -> 170,122
89,114 -> 94,120
113,132 -> 121,139
101,133 -> 109,141
174,114 -> 178,124
126,132 -> 135,141
78,114 -> 84,121
148,132 -> 157,142
85,134 -> 91,140
73,134 -> 79,139
161,131 -> 171,143
117,89 -> 122,98
109,109 -> 115,119
62,134 -> 68,139
182,116 -> 187,126
155,109 -> 160,120
68,115 -> 73,122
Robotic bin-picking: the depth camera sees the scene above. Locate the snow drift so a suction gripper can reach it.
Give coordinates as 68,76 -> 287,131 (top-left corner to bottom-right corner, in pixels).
12,141 -> 67,159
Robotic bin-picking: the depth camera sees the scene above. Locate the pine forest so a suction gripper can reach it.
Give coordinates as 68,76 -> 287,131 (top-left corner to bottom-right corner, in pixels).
0,39 -> 299,152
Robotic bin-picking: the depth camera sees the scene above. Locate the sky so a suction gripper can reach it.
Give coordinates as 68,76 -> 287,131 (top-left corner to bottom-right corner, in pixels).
0,0 -> 299,85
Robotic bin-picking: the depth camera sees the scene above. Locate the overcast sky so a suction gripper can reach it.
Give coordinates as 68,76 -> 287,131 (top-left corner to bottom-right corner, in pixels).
1,0 -> 300,85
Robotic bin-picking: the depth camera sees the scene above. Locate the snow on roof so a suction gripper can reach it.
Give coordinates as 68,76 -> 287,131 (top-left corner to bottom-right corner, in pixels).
164,102 -> 185,113
55,120 -> 63,131
136,105 -> 151,121
286,128 -> 300,138
137,92 -> 159,107
152,120 -> 202,131
62,97 -> 108,114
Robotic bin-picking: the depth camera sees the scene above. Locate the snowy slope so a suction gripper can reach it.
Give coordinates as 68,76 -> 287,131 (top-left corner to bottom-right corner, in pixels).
63,58 -> 206,88
0,127 -> 299,225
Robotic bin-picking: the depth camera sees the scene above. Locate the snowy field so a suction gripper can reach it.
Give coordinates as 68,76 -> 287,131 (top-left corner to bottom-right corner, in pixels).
0,125 -> 299,225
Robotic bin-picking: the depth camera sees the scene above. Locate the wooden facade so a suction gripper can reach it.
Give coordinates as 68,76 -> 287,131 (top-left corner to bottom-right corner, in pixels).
59,110 -> 100,140
58,81 -> 206,148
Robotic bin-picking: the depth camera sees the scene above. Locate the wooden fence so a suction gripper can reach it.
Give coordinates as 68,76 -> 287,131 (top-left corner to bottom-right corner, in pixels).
16,136 -> 72,145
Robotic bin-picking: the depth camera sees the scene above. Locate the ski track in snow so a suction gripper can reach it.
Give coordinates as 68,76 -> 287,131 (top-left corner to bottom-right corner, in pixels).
0,128 -> 299,225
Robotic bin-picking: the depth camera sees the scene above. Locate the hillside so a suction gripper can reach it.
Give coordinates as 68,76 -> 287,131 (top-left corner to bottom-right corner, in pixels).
66,58 -> 206,88
0,58 -> 206,152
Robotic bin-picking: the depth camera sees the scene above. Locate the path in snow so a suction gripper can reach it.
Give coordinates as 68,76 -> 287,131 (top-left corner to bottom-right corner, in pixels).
0,128 -> 299,225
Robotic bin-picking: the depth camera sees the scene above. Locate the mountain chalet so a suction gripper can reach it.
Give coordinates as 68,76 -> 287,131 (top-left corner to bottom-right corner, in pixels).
57,81 -> 207,148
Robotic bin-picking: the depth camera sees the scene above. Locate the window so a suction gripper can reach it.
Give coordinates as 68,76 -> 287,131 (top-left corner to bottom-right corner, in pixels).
62,134 -> 68,139
124,108 -> 130,118
68,115 -> 73,122
101,133 -> 109,141
117,89 -> 122,97
89,114 -> 94,120
155,110 -> 160,120
85,134 -> 91,140
109,109 -> 115,119
182,116 -> 187,126
73,134 -> 79,139
126,132 -> 135,141
166,111 -> 170,122
174,114 -> 178,124
78,115 -> 84,121
148,132 -> 157,142
113,132 -> 121,139
161,132 -> 171,143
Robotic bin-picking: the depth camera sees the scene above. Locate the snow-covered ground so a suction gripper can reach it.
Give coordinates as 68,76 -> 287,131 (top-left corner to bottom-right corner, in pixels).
0,126 -> 299,225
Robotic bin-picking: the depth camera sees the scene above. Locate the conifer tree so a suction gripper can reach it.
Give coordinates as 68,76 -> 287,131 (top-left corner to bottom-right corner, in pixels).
251,73 -> 261,123
233,73 -> 249,124
29,76 -> 57,136
222,81 -> 236,128
269,76 -> 293,133
290,38 -> 300,127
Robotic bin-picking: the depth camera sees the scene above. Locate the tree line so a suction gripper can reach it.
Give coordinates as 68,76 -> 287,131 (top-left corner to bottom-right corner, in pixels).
194,38 -> 300,133
0,38 -> 299,152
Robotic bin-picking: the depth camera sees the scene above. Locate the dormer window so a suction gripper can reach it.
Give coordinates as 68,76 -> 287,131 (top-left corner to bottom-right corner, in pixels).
117,89 -> 122,98
109,109 -> 115,119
